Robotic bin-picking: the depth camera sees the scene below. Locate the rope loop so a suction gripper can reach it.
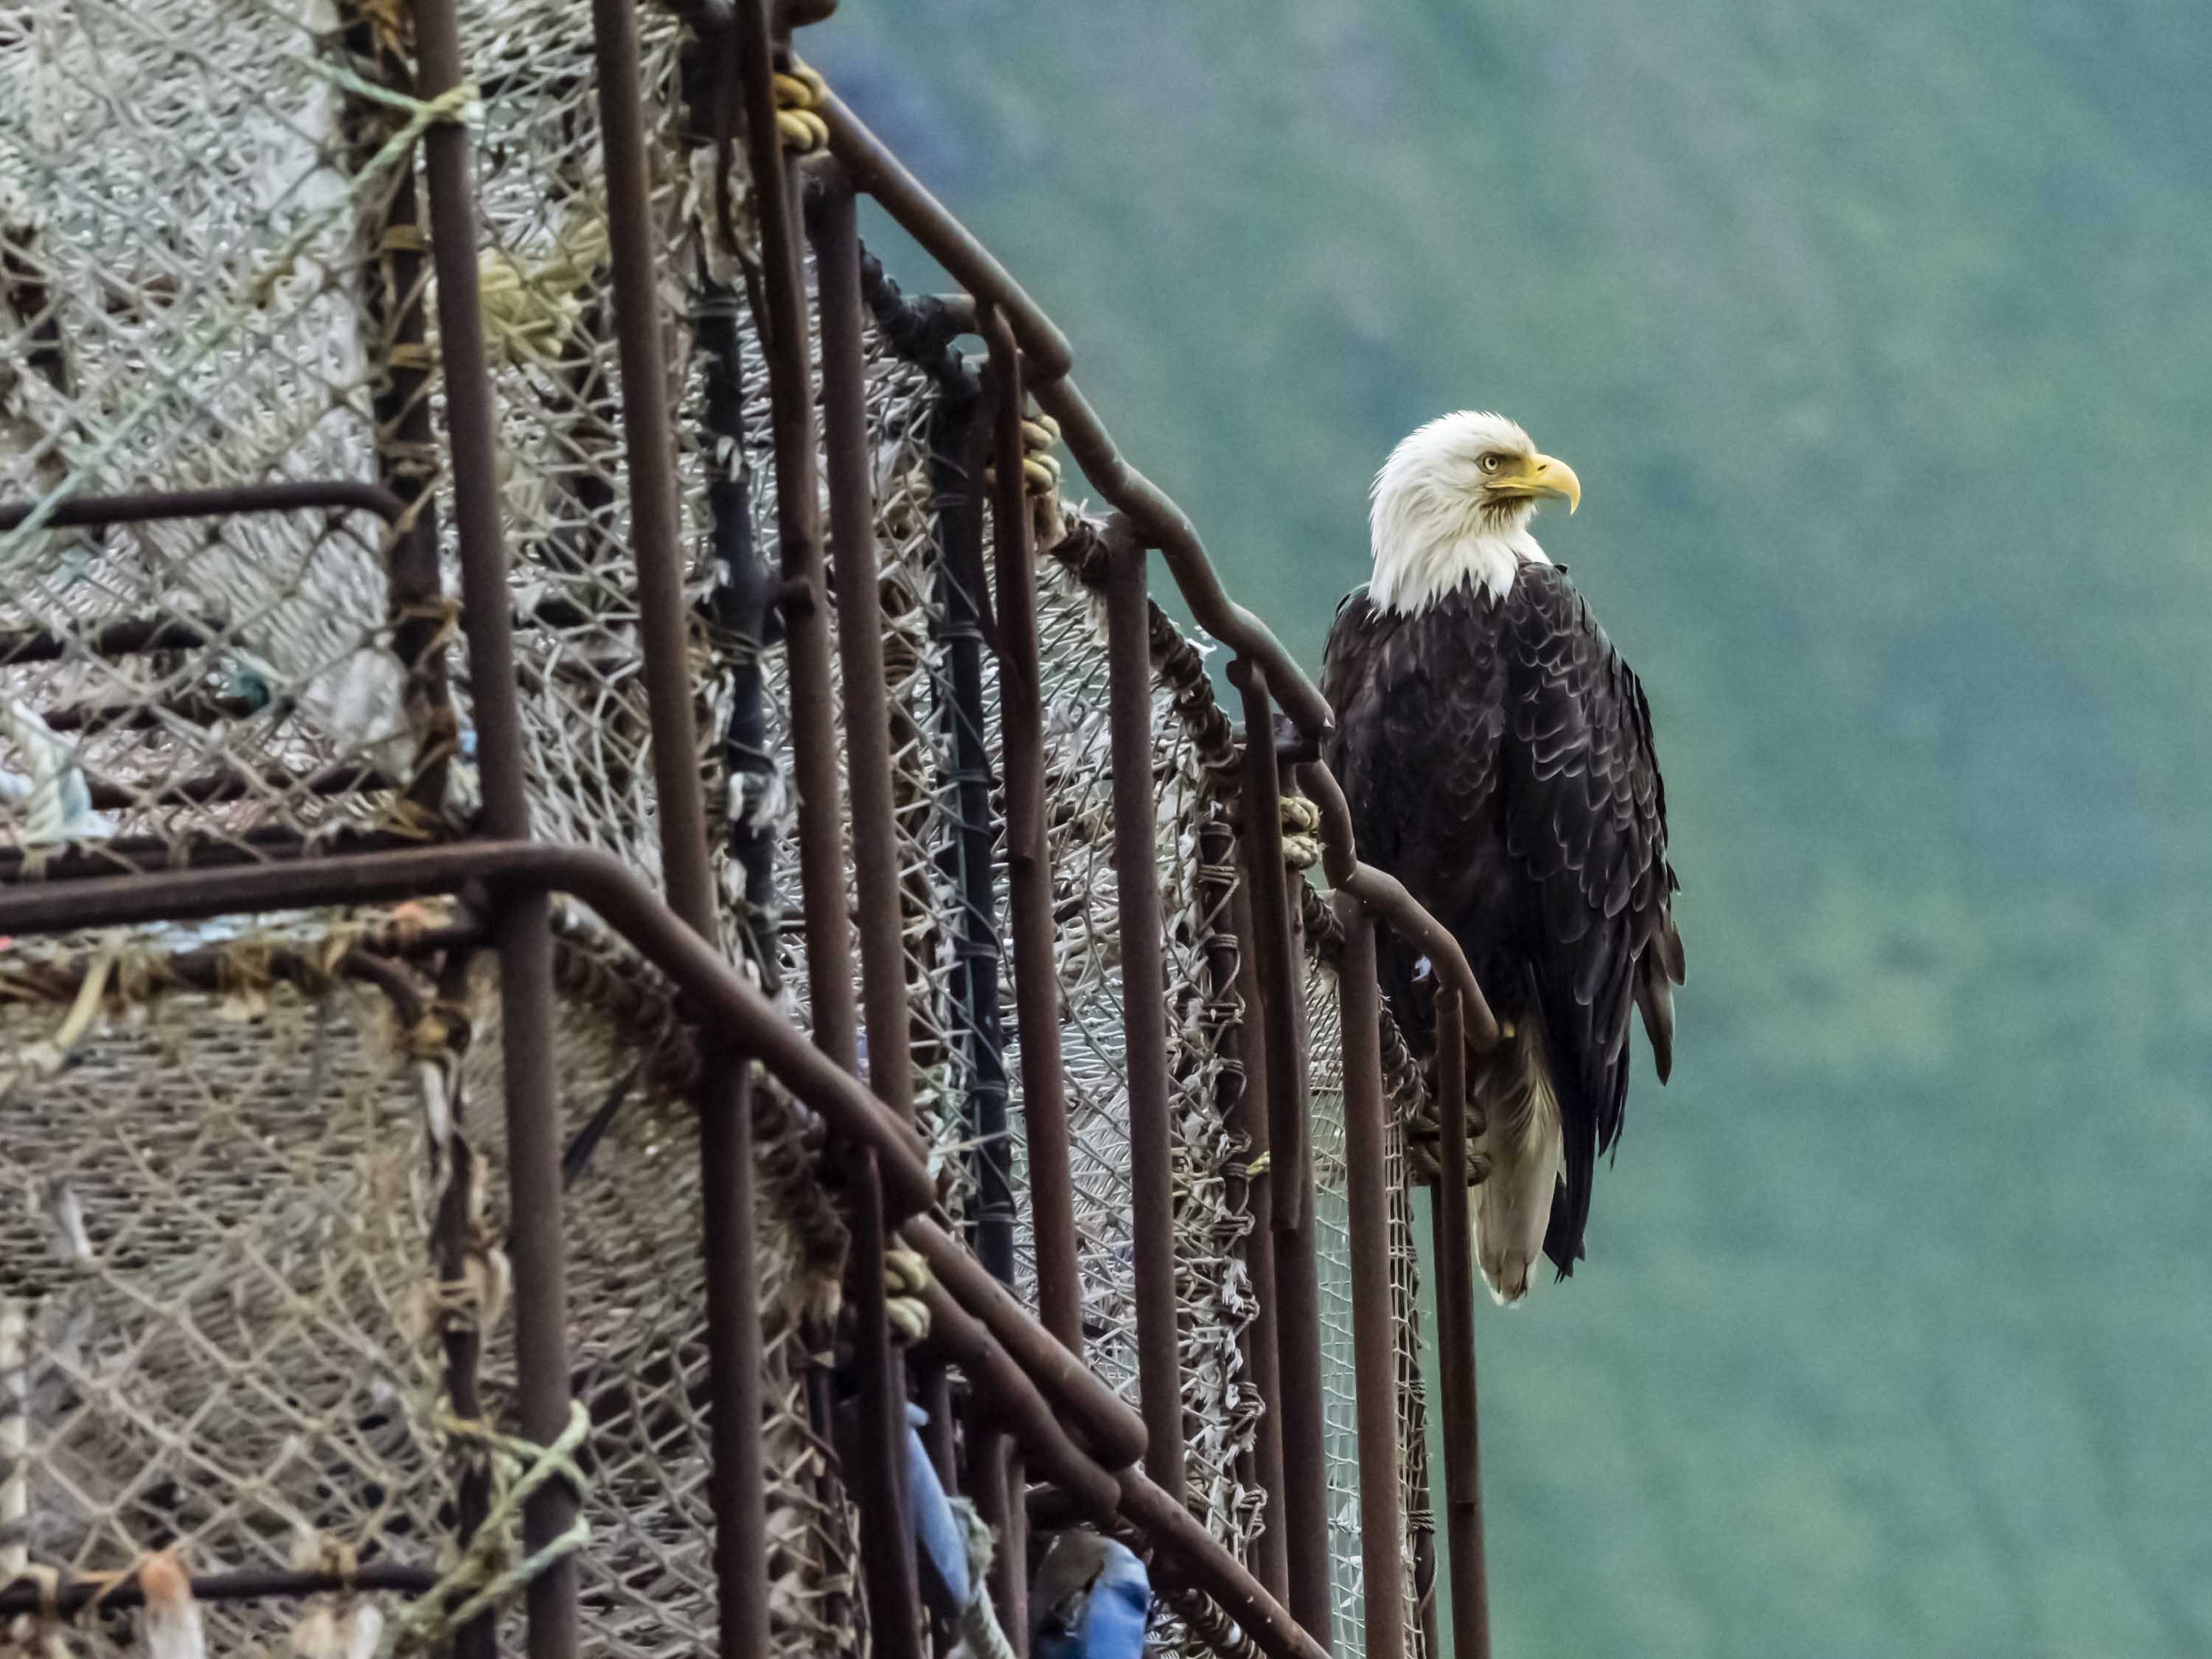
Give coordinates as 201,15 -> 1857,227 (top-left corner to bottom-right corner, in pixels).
774,62 -> 830,154
377,1404 -> 592,1659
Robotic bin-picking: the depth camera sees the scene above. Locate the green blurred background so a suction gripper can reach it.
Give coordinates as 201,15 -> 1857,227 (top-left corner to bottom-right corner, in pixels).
814,4 -> 2212,1653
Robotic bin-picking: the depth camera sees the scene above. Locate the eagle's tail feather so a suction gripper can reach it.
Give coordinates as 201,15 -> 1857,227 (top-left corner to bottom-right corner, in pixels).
1470,1018 -> 1564,1306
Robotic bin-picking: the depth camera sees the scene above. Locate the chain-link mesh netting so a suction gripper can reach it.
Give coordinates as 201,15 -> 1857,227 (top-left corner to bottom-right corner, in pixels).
0,3 -> 1441,1656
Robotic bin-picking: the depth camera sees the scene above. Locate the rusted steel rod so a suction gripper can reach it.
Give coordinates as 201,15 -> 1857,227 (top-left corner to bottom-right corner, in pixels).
83,760 -> 395,812
850,1151 -> 925,1659
816,96 -> 1330,737
1231,665 -> 1308,1230
902,1214 -> 1147,1470
814,172 -> 914,1120
1332,891 -> 1408,1659
589,0 -> 716,942
0,840 -> 940,1216
1113,1474 -> 1330,1659
1231,663 -> 1333,1647
0,1562 -> 439,1617
983,308 -> 1083,1344
1103,530 -> 1185,1493
918,1279 -> 1326,1659
1228,880 -> 1290,1604
413,2 -> 577,1655
1298,761 -> 1498,1048
1430,991 -> 1490,1659
0,479 -> 406,534
737,0 -> 858,1072
587,14 -> 765,1659
914,1281 -> 1123,1519
816,90 -> 1071,379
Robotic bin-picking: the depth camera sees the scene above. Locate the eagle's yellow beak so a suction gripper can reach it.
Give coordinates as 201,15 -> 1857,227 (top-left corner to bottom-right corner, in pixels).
1493,452 -> 1581,515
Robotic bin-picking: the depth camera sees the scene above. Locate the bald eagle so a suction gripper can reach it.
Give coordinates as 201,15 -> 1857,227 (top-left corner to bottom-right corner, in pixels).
1321,411 -> 1684,1303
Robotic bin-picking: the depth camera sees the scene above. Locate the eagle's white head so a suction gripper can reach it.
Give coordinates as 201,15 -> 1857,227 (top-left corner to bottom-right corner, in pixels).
1368,410 -> 1583,614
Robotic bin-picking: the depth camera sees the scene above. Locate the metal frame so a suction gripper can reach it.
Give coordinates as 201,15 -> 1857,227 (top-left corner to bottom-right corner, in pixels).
0,3 -> 1503,1655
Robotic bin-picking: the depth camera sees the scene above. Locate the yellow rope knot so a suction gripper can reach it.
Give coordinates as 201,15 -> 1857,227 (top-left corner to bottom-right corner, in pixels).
775,62 -> 830,155
883,1247 -> 932,1344
1278,793 -> 1323,871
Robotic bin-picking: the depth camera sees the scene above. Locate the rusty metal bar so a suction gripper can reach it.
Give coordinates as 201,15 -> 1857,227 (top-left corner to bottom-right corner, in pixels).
82,759 -> 394,812
815,90 -> 1071,378
902,1215 -> 1146,1469
585,16 -> 768,1659
1333,891 -> 1408,1659
1103,531 -> 1184,1492
1228,880 -> 1290,1604
1232,663 -> 1333,1646
1113,1475 -> 1330,1659
817,94 -> 1332,734
0,479 -> 405,534
1430,991 -> 1490,1659
588,0 -> 716,942
1299,761 -> 1498,1048
1232,664 -> 1307,1228
0,841 -> 934,1199
850,1150 -> 925,1659
697,1061 -> 768,1659
914,1281 -> 1122,1518
814,171 -> 915,1119
378,26 -> 571,1656
917,1279 -> 1325,1659
983,307 -> 1083,1344
737,0 -> 858,1071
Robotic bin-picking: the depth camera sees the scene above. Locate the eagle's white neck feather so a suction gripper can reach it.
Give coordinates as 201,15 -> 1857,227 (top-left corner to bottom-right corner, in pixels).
1366,411 -> 1555,614
1368,520 -> 1549,614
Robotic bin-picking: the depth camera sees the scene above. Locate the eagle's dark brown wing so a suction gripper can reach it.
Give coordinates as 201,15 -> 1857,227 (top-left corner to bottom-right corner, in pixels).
1501,563 -> 1683,1270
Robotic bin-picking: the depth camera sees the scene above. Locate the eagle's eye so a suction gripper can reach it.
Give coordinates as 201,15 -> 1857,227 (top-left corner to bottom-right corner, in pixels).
1478,453 -> 1506,476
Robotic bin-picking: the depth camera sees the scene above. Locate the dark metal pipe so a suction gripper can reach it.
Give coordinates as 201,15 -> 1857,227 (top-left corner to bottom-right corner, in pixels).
930,386 -> 1016,1284
983,308 -> 1083,1348
914,1282 -> 1121,1519
0,840 -> 940,1214
850,1151 -> 925,1659
817,100 -> 1329,731
1430,992 -> 1489,1659
1114,1474 -> 1331,1659
736,0 -> 858,1071
411,4 -> 578,1656
902,1215 -> 1146,1470
0,1562 -> 439,1618
1103,532 -> 1184,1493
1227,880 -> 1290,1604
586,20 -> 770,1659
83,759 -> 394,812
1298,762 -> 1498,1049
816,91 -> 1071,379
0,479 -> 406,534
588,0 -> 717,942
813,173 -> 915,1119
698,1062 -> 770,1659
1233,703 -> 1333,1645
1231,665 -> 1307,1231
1332,891 -> 1407,1659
